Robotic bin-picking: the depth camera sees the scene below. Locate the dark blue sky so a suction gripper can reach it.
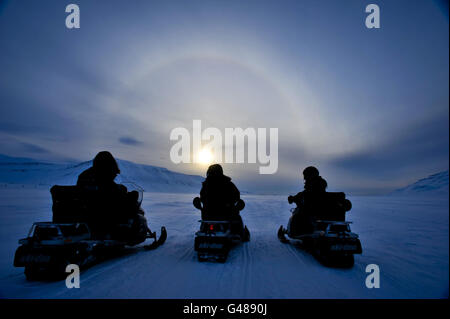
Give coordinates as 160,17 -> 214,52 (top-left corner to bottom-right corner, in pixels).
0,0 -> 448,194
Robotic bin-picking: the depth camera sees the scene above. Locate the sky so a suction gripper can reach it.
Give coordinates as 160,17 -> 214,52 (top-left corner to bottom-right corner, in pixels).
0,0 -> 448,195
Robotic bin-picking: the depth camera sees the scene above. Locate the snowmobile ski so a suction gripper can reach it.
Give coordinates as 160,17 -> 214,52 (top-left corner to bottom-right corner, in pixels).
277,225 -> 289,243
144,226 -> 167,250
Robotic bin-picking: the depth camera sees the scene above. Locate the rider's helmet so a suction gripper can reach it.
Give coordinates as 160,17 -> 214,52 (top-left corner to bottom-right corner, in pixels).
93,151 -> 120,180
302,166 -> 319,181
206,164 -> 223,177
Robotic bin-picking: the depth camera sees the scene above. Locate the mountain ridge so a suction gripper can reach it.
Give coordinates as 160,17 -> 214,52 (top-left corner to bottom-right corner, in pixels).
392,170 -> 449,196
0,154 -> 203,193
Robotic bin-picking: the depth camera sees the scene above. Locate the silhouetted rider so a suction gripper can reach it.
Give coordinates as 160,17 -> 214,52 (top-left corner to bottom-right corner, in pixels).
195,164 -> 248,240
287,166 -> 328,235
77,151 -> 124,191
288,166 -> 327,206
200,164 -> 241,218
77,151 -> 144,239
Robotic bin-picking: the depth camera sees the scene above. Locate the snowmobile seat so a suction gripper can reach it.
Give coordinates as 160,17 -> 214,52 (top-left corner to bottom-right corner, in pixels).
50,185 -> 117,229
304,192 -> 351,222
51,185 -> 93,223
51,185 -> 146,240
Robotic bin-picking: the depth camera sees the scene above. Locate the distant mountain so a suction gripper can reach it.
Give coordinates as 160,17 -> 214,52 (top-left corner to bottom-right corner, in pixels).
0,154 -> 203,193
392,170 -> 449,196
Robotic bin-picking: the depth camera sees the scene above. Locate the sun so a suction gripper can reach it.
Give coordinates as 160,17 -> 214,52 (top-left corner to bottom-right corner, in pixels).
198,148 -> 213,165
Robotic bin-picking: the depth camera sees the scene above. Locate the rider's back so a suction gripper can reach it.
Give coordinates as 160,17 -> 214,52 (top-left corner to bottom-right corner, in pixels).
200,175 -> 240,220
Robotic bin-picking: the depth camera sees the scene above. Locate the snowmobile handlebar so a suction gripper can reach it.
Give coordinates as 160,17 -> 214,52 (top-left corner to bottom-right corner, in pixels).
121,182 -> 144,206
288,195 -> 294,204
193,197 -> 202,210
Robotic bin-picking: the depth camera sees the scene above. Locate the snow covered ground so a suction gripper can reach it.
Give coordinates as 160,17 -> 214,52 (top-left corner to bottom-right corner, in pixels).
0,187 -> 448,299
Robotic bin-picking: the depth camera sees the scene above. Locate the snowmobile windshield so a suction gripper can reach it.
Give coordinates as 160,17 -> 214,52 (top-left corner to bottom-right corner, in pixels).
121,182 -> 144,206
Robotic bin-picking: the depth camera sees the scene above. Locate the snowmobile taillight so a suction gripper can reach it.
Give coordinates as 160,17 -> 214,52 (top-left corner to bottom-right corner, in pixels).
209,224 -> 214,231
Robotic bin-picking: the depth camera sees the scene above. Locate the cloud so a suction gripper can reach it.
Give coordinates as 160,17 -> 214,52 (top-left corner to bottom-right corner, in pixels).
118,136 -> 144,146
19,142 -> 50,154
0,0 -> 448,194
328,113 -> 449,181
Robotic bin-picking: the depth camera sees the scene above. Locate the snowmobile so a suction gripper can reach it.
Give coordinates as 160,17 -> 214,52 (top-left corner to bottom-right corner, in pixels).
278,192 -> 362,267
14,183 -> 167,280
193,197 -> 250,262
